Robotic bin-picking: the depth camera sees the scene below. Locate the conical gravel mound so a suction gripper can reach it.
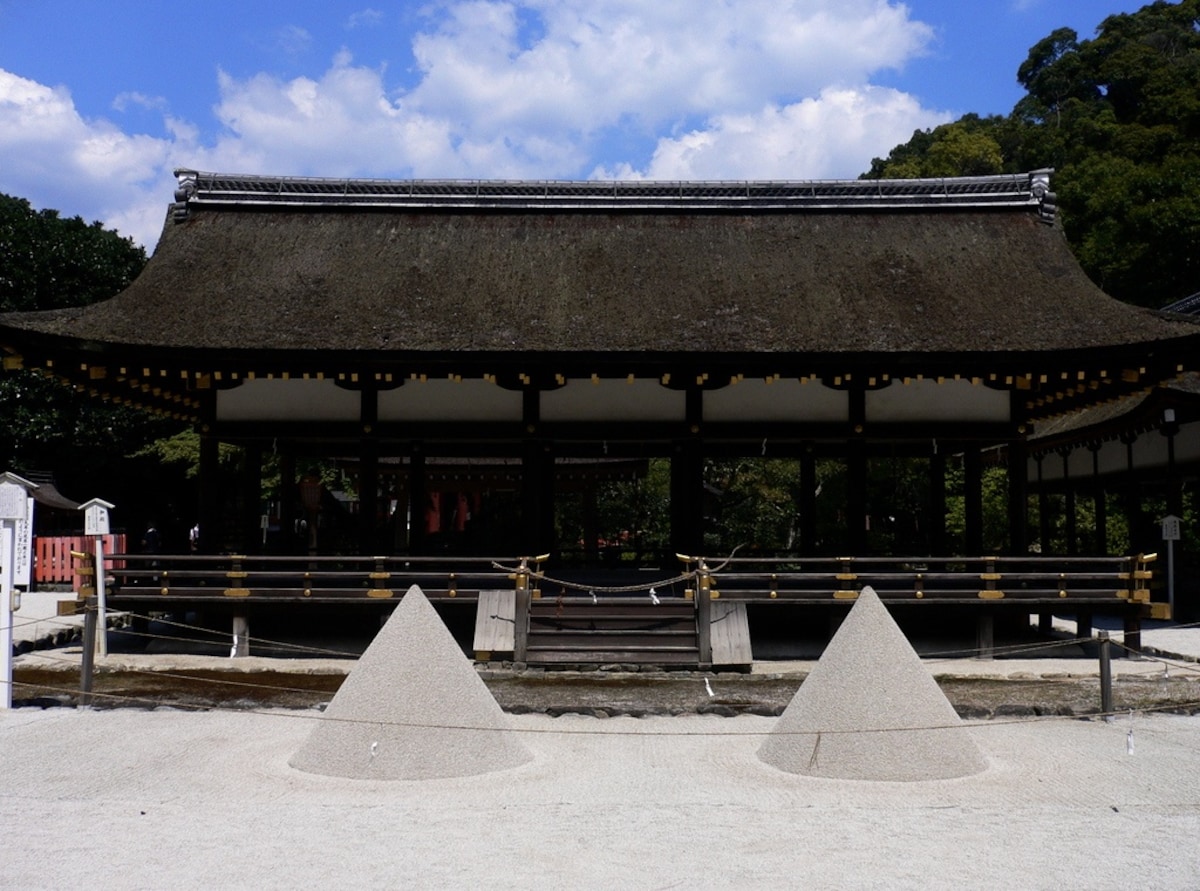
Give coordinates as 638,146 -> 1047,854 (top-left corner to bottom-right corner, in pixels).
758,586 -> 986,781
290,585 -> 533,780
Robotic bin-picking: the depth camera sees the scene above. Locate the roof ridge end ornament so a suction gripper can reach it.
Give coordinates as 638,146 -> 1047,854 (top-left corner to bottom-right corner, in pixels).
172,168 -> 199,222
1030,169 -> 1057,224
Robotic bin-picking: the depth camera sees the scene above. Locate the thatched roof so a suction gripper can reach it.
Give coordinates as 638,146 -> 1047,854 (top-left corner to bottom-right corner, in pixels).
4,170 -> 1197,357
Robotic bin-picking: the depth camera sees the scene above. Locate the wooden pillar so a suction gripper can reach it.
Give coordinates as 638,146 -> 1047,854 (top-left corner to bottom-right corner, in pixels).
1007,436 -> 1028,556
79,606 -> 97,705
1036,454 -> 1050,555
197,429 -> 220,554
278,450 -> 298,555
1123,611 -> 1142,653
1121,433 -> 1144,552
963,444 -> 983,555
407,450 -> 427,555
929,448 -> 948,557
1164,415 -> 1183,519
1060,448 -> 1077,556
670,438 -> 703,558
521,439 -> 554,556
847,389 -> 867,555
697,562 -> 713,667
359,388 -> 380,555
359,438 -> 380,554
975,611 -> 995,660
519,387 -> 554,556
846,439 -> 867,555
1090,443 -> 1107,555
240,444 -> 263,555
582,484 -> 600,563
799,447 -> 817,555
1075,609 -> 1093,640
513,564 -> 530,663
231,613 -> 250,657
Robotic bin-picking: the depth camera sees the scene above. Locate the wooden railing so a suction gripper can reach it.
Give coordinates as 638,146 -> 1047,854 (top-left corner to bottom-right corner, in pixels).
92,550 -> 1161,617
101,553 -> 535,603
673,553 -> 1160,608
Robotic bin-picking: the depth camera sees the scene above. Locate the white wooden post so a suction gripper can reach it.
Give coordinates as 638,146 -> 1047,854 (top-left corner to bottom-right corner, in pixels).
82,499 -> 115,658
1162,515 -> 1180,620
95,537 -> 108,657
1,521 -> 16,710
0,474 -> 35,711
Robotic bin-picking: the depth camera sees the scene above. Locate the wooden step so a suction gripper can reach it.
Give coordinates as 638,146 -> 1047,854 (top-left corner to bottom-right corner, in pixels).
529,605 -> 694,620
528,631 -> 697,648
493,592 -> 706,667
526,647 -> 700,665
529,617 -> 694,631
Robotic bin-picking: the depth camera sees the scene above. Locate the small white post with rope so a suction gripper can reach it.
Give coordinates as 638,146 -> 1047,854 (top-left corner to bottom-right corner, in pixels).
82,499 -> 115,658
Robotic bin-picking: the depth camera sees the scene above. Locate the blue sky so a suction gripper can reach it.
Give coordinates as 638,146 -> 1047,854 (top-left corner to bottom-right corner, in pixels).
1,0 -> 1149,251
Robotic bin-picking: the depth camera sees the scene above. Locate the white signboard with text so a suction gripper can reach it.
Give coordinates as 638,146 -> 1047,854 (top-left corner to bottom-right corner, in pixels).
0,481 -> 27,521
0,497 -> 33,587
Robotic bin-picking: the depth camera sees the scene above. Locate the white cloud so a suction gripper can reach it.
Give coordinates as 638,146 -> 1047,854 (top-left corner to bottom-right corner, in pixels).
0,70 -> 180,249
274,25 -> 314,57
112,91 -> 169,114
203,0 -> 944,179
0,1 -> 952,250
407,0 -> 935,140
599,87 -> 950,181
346,8 -> 385,29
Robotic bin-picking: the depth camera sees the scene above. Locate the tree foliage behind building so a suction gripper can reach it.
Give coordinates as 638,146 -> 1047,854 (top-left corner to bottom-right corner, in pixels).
864,0 -> 1200,307
0,194 -> 189,532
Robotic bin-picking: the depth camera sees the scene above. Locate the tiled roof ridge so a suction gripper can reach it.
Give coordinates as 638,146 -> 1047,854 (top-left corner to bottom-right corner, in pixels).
172,168 -> 1057,221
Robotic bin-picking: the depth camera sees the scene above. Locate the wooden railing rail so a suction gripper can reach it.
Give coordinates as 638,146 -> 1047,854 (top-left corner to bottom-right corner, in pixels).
674,553 -> 1160,607
103,553 -> 525,602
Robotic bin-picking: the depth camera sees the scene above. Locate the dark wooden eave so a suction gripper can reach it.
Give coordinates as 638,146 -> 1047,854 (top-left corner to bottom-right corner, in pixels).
1030,372 -> 1200,455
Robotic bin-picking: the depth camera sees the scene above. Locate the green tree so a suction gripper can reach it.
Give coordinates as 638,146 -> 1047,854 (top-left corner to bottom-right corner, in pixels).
1015,28 -> 1095,129
0,192 -> 188,532
0,194 -> 146,312
865,116 -> 1011,179
865,0 -> 1200,307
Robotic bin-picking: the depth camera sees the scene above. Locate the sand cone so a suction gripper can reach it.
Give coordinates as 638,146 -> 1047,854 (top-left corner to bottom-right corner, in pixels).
758,586 -> 985,781
290,585 -> 533,780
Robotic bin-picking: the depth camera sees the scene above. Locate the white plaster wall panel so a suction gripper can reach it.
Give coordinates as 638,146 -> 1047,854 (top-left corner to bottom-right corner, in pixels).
1133,431 -> 1170,469
704,379 -> 848,422
1172,423 -> 1200,463
1097,439 -> 1128,475
1036,430 -> 1195,483
1035,439 -> 1143,482
378,380 -> 523,422
1067,448 -> 1092,478
865,379 -> 1009,423
1026,455 -> 1042,483
540,380 -> 686,422
217,379 -> 360,421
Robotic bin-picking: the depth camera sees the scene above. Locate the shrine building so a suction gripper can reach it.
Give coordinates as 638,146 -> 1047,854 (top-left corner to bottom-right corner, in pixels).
2,169 -> 1198,569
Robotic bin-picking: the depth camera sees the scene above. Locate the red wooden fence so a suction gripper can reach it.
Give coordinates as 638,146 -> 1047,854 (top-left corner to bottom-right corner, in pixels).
34,534 -> 127,589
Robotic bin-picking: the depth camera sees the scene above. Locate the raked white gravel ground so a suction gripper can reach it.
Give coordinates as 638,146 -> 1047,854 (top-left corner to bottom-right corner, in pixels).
3,706 -> 1199,890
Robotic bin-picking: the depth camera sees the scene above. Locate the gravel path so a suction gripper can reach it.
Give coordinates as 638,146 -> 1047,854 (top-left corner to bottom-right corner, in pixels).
3,707 -> 1199,889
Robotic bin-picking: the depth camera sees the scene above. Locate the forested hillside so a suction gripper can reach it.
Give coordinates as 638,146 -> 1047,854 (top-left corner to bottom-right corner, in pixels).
865,0 -> 1200,308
